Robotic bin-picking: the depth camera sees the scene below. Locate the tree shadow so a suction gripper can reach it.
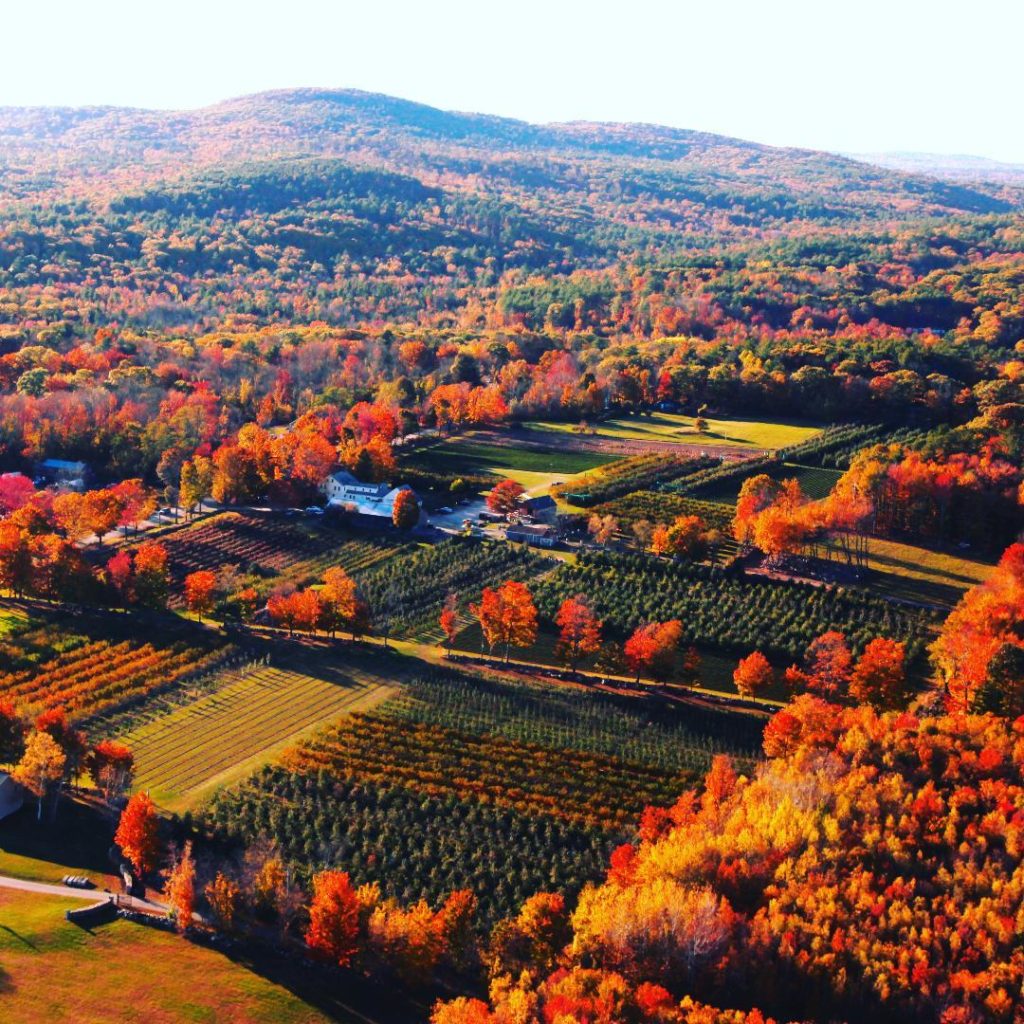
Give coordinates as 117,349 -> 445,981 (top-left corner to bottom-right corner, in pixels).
0,796 -> 119,885
0,924 -> 39,951
217,939 -> 440,1024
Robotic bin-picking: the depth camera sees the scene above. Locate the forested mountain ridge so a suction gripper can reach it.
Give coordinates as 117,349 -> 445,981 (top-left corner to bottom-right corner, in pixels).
1,87 -> 1018,220
1,89 -> 1023,334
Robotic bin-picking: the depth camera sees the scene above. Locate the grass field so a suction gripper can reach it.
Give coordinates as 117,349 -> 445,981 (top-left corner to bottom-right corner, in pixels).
403,436 -> 616,492
0,888 -> 427,1024
688,462 -> 842,504
849,537 -> 994,608
121,646 -> 407,810
528,414 -> 821,450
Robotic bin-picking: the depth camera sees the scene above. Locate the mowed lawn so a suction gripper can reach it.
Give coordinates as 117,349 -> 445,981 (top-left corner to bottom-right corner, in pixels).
122,647 -> 407,810
0,889 -> 425,1024
854,537 -> 995,608
690,462 -> 843,504
403,436 -> 617,492
527,414 -> 821,450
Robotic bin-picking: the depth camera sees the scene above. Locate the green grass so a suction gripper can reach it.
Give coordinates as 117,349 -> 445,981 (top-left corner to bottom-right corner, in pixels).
0,888 -> 418,1024
403,437 -> 616,481
527,414 -> 822,450
846,537 -> 994,608
0,796 -> 123,888
688,462 -> 842,504
120,647 -> 407,810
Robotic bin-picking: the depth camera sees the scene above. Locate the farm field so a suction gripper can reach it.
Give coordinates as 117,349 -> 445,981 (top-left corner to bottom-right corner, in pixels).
358,537 -> 556,640
206,663 -> 762,927
851,536 -> 995,608
120,646 -> 406,810
532,550 -> 933,661
527,413 -> 822,449
0,888 -> 402,1024
0,612 -> 231,722
138,511 -> 410,605
378,671 -> 763,772
286,711 -> 688,831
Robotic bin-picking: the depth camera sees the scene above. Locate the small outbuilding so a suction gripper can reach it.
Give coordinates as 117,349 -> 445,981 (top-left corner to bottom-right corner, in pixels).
0,772 -> 24,820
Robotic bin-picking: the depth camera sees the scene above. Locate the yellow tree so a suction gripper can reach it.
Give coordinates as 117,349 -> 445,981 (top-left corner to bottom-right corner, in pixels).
166,840 -> 196,933
12,730 -> 66,822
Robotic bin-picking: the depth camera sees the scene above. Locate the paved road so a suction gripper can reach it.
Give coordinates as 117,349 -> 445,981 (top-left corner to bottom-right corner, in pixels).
0,873 -> 166,913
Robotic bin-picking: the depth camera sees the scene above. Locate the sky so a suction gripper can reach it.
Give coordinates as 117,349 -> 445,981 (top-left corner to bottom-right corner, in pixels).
2,0 -> 1022,162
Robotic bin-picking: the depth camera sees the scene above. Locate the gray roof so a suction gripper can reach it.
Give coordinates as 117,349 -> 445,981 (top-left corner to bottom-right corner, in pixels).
523,494 -> 557,510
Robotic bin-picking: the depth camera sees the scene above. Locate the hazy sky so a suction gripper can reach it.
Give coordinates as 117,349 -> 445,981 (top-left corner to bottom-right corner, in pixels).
3,0 -> 1021,161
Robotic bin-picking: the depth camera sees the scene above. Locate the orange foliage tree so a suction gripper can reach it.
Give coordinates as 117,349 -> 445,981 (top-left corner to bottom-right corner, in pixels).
554,595 -> 603,673
733,651 -> 774,698
115,791 -> 161,877
305,870 -> 361,968
183,570 -> 218,620
471,580 -> 538,664
624,620 -> 682,685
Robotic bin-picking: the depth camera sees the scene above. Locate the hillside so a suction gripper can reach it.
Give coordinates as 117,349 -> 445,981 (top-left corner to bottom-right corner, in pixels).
1,88 -> 1019,219
0,89 -> 1022,334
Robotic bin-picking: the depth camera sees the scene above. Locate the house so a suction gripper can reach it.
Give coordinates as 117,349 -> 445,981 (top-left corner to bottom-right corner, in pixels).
507,523 -> 558,549
321,470 -> 423,523
37,459 -> 89,490
0,772 -> 23,821
519,494 -> 558,525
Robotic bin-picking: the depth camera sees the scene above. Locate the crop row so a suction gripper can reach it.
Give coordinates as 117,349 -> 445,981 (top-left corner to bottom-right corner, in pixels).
127,660 -> 399,799
357,537 -> 555,636
0,635 -> 228,718
206,766 -> 620,927
591,491 -> 734,531
377,672 -> 763,772
285,712 -> 689,831
554,453 -> 717,506
533,550 -> 934,660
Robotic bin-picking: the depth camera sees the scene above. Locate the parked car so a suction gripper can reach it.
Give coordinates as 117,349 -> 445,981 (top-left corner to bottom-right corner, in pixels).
305,506 -> 325,516
436,506 -> 455,514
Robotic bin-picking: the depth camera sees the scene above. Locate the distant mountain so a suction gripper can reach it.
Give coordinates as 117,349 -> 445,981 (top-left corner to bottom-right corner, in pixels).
0,88 -> 1019,223
0,89 -> 1021,332
848,151 -> 1024,185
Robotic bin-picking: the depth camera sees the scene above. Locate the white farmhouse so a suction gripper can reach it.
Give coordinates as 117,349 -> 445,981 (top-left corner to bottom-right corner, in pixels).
321,470 -> 421,522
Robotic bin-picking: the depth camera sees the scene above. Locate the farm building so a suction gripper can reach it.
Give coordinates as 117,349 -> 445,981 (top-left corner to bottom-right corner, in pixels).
0,772 -> 23,820
37,459 -> 89,490
321,470 -> 423,523
507,523 -> 558,548
519,494 -> 557,524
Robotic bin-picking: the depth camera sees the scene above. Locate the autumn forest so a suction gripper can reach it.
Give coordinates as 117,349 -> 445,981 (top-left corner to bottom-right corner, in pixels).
0,85 -> 1022,1024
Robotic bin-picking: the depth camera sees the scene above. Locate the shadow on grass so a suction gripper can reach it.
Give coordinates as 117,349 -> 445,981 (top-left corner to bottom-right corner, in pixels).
0,796 -> 118,884
0,925 -> 39,951
222,941 -> 441,1024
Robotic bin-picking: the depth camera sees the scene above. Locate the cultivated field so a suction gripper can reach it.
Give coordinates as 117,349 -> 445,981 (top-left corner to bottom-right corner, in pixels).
528,413 -> 822,450
851,536 -> 995,608
121,646 -> 406,809
206,665 -> 763,926
0,613 -> 231,721
687,461 -> 843,504
139,512 -> 410,604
